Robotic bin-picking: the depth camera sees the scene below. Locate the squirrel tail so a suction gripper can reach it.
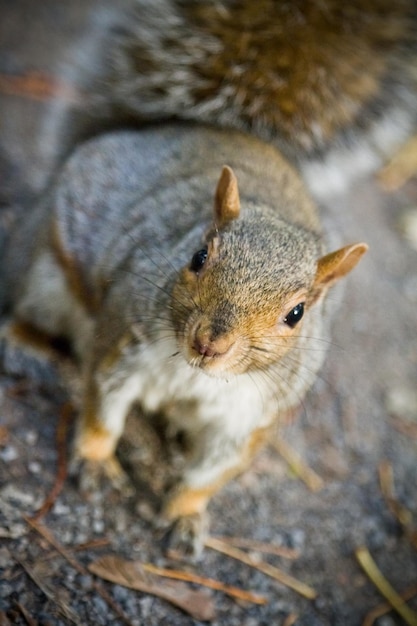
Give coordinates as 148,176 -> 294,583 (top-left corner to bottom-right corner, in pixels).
98,0 -> 417,174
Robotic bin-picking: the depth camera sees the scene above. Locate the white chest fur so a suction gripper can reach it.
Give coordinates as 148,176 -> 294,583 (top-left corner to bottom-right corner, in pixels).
97,332 -> 276,444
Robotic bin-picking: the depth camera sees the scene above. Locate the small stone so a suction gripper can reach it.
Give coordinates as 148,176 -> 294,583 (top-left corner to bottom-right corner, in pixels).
288,528 -> 305,550
0,445 -> 18,462
28,461 -> 42,474
93,519 -> 105,534
136,500 -> 155,521
78,575 -> 93,591
52,501 -> 71,516
24,430 -> 38,445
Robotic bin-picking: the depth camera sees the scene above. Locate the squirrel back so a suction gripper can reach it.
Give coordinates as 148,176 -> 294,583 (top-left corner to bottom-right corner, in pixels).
3,124 -> 319,304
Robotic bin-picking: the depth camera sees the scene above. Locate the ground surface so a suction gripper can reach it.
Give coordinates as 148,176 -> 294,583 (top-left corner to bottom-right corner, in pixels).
0,2 -> 417,625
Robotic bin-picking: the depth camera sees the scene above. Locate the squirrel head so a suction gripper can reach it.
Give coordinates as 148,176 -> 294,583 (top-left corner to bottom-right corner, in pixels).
171,166 -> 368,378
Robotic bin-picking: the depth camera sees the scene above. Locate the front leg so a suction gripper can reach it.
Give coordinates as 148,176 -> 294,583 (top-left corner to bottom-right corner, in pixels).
162,424 -> 269,557
72,365 -> 139,494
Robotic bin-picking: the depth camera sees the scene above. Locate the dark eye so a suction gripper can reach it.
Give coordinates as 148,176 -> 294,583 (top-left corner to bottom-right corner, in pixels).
284,302 -> 305,328
190,248 -> 208,273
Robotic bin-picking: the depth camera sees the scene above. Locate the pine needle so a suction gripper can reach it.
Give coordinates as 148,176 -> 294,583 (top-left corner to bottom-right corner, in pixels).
362,582 -> 417,626
143,563 -> 267,605
272,437 -> 324,492
378,460 -> 413,528
205,536 -> 317,600
355,546 -> 417,626
214,535 -> 299,559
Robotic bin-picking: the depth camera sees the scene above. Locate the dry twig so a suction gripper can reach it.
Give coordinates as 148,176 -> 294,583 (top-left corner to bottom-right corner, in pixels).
205,536 -> 317,600
32,403 -> 73,522
0,426 -> 9,446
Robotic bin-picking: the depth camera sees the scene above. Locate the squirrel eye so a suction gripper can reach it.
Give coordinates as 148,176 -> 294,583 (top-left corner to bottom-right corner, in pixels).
284,302 -> 305,328
190,247 -> 208,273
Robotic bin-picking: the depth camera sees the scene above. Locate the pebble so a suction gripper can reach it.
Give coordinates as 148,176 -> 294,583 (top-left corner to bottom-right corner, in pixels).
28,461 -> 42,474
24,429 -> 38,445
93,518 -> 105,534
92,595 -> 110,620
52,501 -> 71,516
288,527 -> 305,550
78,575 -> 93,591
0,445 -> 18,462
0,583 -> 13,600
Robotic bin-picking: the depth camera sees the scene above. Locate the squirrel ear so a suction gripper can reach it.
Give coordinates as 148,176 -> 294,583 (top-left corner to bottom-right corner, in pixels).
214,165 -> 240,227
312,242 -> 368,300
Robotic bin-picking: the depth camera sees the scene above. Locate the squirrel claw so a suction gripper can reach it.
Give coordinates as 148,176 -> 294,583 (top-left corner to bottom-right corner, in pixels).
69,455 -> 134,497
163,512 -> 209,561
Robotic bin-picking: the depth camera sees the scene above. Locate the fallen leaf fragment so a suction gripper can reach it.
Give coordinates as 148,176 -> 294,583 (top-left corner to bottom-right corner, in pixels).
205,537 -> 317,600
273,437 -> 324,492
355,546 -> 417,626
143,562 -> 267,605
89,556 -> 216,621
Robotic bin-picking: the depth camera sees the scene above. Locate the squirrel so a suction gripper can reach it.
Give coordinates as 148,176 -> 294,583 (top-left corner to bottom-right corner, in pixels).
0,124 -> 367,554
5,0 -> 416,556
11,0 -> 417,554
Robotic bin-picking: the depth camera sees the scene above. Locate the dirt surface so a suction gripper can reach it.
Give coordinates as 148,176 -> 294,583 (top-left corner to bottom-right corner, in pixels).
1,2 -> 417,626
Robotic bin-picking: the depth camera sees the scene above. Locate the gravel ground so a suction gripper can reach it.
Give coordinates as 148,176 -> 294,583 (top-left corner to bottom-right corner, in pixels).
1,2 -> 417,625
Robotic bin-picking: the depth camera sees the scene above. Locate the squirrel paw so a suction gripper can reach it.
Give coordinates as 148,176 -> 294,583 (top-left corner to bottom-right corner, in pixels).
69,455 -> 134,497
163,512 -> 209,560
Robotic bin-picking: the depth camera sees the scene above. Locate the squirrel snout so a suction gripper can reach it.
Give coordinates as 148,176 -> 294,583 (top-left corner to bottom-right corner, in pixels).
191,324 -> 234,360
193,336 -> 224,358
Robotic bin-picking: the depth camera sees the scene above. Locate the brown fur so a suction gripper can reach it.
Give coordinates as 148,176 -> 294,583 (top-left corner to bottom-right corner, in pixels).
107,0 -> 417,161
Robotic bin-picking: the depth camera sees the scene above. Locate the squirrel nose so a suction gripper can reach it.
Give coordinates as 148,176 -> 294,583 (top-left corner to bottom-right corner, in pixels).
192,328 -> 232,358
193,337 -> 219,358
